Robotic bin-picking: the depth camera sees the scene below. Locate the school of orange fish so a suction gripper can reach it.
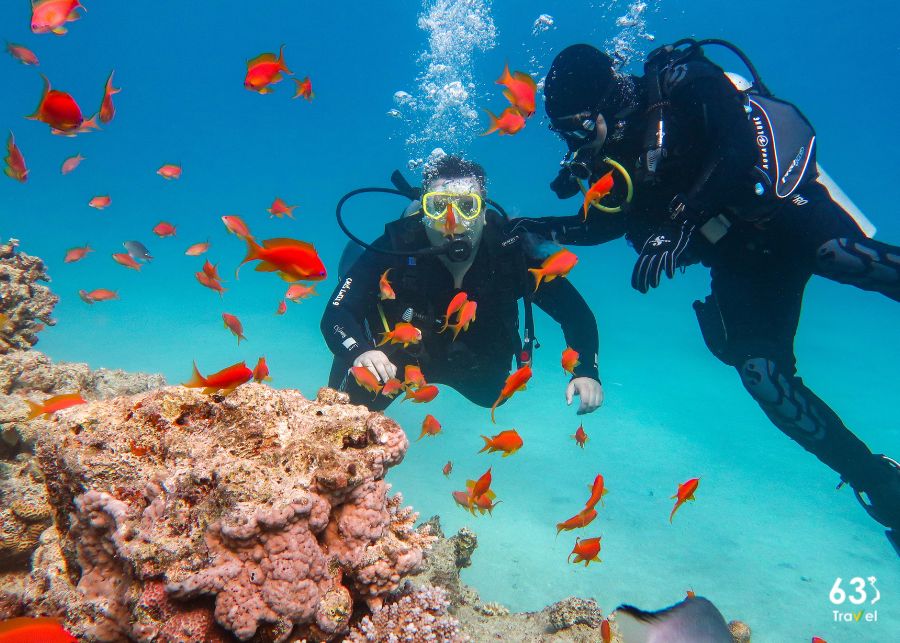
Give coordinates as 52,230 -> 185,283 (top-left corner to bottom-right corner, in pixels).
1,3 -> 718,639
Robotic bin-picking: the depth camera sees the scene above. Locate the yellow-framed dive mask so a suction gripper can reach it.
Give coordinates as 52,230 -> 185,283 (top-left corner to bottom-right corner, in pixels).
421,192 -> 484,221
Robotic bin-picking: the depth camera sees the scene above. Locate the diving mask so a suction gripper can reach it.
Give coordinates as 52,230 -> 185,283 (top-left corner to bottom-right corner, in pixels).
422,191 -> 484,221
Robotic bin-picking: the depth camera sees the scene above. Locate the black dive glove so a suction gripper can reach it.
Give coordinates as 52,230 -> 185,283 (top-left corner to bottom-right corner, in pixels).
550,166 -> 581,199
631,194 -> 700,294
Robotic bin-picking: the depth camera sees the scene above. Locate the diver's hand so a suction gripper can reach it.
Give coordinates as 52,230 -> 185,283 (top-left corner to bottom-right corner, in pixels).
550,166 -> 582,199
566,377 -> 603,415
631,219 -> 695,294
353,350 -> 397,384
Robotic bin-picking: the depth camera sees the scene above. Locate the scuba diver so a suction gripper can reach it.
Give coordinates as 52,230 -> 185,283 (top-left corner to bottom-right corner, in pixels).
322,154 -> 603,414
509,40 -> 900,553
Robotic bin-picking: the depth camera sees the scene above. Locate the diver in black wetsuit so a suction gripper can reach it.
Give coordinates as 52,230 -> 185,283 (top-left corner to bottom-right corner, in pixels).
511,41 -> 900,552
322,155 -> 603,414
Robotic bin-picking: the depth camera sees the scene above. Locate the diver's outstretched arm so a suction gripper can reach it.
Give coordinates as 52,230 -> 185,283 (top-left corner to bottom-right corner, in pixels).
815,236 -> 900,302
508,210 -> 627,246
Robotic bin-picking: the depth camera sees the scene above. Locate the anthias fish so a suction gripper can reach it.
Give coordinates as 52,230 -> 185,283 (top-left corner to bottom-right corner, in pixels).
478,429 -> 523,457
99,70 -> 120,123
403,384 -> 439,403
529,249 -> 578,293
268,197 -> 296,218
490,364 -> 532,423
0,616 -> 78,642
418,414 -> 442,440
239,237 -> 327,282
26,393 -> 86,420
582,170 -> 615,220
568,536 -> 602,566
495,64 -> 537,117
482,106 -> 526,136
670,477 -> 700,523
31,0 -> 85,36
183,361 -> 253,395
561,347 -> 580,375
4,132 -> 28,183
244,45 -> 291,94
222,313 -> 246,344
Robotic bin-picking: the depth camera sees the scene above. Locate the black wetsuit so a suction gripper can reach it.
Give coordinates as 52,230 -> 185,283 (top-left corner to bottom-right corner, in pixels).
322,213 -> 601,411
514,48 -> 900,529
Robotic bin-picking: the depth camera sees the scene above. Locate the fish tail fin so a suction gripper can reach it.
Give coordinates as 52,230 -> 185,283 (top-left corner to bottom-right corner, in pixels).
490,396 -> 502,423
183,361 -> 206,388
496,62 -> 512,86
237,238 -> 263,278
481,109 -> 499,136
25,399 -> 44,420
478,436 -> 492,453
376,332 -> 390,347
450,322 -> 463,342
277,44 -> 292,74
26,75 -> 51,120
528,268 -> 543,293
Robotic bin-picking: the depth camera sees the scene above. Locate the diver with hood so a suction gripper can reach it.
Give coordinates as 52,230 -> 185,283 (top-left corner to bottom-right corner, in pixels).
510,40 -> 900,552
322,154 -> 603,414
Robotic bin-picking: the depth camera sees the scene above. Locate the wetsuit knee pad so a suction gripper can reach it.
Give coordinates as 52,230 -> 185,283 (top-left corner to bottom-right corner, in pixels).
816,238 -> 900,294
738,357 -> 826,441
739,358 -> 781,404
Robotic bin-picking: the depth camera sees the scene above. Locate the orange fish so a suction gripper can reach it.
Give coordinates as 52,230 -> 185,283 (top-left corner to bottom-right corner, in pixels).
152,221 -> 176,237
418,414 -> 442,440
202,259 -> 220,280
0,616 -> 78,642
112,252 -> 141,271
442,461 -> 453,477
183,361 -> 253,395
377,321 -> 422,348
490,364 -> 532,423
31,0 -> 85,35
64,244 -> 92,263
195,271 -> 225,297
529,248 -> 578,293
60,153 -> 84,174
582,170 -> 615,220
292,76 -> 314,101
441,202 -> 461,237
449,299 -> 477,341
556,507 -> 598,534
585,474 -> 608,509
238,237 -> 327,282
285,283 -> 317,301
568,536 -> 602,566
78,288 -> 117,304
222,313 -> 246,344
561,347 -> 580,375
4,132 -> 28,183
88,195 -> 110,209
6,42 -> 39,65
157,163 -> 182,180
185,241 -> 210,256
404,364 -> 426,389
601,618 -> 611,643
472,491 -> 502,515
670,477 -> 700,523
379,269 -> 396,301
686,589 -> 696,599
572,424 -> 588,448
482,106 -> 526,136
245,45 -> 292,94
403,384 -> 439,403
811,638 -> 827,643
440,291 -> 468,332
451,490 -> 472,511
276,299 -> 287,315
27,75 -> 96,135
468,467 -> 492,501
99,70 -> 120,124
267,197 -> 296,218
381,378 -> 404,398
252,356 -> 270,383
496,64 -> 537,117
25,393 -> 86,420
221,216 -> 252,241
350,365 -> 382,397
478,429 -> 523,457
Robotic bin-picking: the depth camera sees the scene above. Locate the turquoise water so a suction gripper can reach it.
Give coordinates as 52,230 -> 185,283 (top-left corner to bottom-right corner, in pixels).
2,1 -> 898,641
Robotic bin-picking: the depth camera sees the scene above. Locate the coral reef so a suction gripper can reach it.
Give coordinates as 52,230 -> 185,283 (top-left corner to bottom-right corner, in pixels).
547,597 -> 604,631
0,239 -> 58,354
0,350 -> 166,454
0,454 -> 52,573
347,584 -> 467,642
23,383 -> 431,641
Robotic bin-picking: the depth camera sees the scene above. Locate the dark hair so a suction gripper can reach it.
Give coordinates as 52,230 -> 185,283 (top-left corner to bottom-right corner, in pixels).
423,154 -> 486,191
544,44 -> 617,119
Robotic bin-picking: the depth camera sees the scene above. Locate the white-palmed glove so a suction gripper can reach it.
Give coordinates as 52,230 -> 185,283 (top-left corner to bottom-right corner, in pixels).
352,350 -> 397,384
566,377 -> 603,415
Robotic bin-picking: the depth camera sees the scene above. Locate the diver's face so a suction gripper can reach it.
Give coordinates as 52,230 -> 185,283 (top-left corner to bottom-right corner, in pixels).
422,176 -> 486,251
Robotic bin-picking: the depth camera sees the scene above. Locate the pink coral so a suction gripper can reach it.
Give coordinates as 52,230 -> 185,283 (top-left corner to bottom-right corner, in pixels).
27,384 -> 433,641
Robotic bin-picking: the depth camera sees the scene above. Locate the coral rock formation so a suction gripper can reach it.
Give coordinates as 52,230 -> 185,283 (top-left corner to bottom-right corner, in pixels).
346,585 -> 468,642
27,384 -> 432,641
0,239 -> 58,354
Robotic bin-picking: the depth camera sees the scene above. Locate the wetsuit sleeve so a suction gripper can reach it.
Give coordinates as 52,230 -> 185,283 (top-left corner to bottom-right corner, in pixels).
531,276 -> 601,382
508,210 -> 627,246
320,242 -> 389,364
668,70 -> 758,216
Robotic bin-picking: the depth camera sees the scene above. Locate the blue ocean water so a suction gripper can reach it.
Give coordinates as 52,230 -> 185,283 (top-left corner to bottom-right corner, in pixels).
1,1 -> 898,641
